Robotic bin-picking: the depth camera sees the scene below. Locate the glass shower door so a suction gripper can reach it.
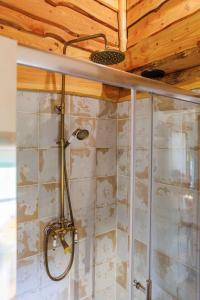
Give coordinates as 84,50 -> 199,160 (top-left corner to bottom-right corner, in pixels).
150,95 -> 200,300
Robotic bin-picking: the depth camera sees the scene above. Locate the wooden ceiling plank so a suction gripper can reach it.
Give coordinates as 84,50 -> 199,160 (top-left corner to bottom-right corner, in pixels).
17,65 -> 120,102
0,0 -> 118,47
133,47 -> 200,75
127,0 -> 142,11
45,0 -> 118,30
0,5 -> 110,52
95,0 -> 119,11
0,25 -> 91,59
128,0 -> 200,48
120,11 -> 200,71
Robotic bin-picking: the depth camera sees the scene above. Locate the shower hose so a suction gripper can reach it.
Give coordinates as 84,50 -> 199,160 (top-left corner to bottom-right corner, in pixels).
44,147 -> 75,281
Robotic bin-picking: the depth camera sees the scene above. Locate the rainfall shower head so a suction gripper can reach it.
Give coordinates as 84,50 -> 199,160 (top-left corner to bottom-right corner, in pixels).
90,48 -> 125,65
63,33 -> 125,65
65,128 -> 89,147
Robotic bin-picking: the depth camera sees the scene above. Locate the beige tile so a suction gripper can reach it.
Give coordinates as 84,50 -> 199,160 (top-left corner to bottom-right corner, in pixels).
17,220 -> 39,259
95,259 -> 115,292
97,148 -> 117,177
96,119 -> 117,148
117,175 -> 129,204
117,148 -> 130,176
71,96 -> 98,117
17,289 -> 41,300
39,148 -> 59,183
97,101 -> 117,119
17,255 -> 40,295
70,116 -> 96,148
133,239 -> 147,284
17,91 -> 39,113
38,93 -> 66,114
135,149 -> 149,180
39,276 -> 70,300
135,179 -> 149,210
117,119 -> 130,148
70,179 -> 96,212
96,176 -> 116,208
135,115 -> 150,150
95,204 -> 116,235
70,271 -> 93,300
70,148 -> 96,179
134,208 -> 148,244
117,101 -> 130,119
116,260 -> 128,289
17,149 -> 38,186
95,285 -> 115,300
17,185 -> 38,223
38,183 -> 60,218
117,202 -> 129,232
95,230 -> 116,265
116,283 -> 129,300
17,113 -> 38,148
39,114 -> 60,148
117,229 -> 129,262
135,98 -> 151,117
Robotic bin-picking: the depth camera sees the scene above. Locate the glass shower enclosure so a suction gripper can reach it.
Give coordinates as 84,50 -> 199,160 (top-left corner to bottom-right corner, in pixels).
131,92 -> 200,300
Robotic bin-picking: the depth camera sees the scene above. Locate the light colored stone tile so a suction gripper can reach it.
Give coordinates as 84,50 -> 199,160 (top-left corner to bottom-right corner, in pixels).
116,260 -> 128,289
17,113 -> 38,148
95,204 -> 116,235
70,148 -> 96,179
96,176 -> 116,208
117,101 -> 130,119
117,148 -> 130,176
116,283 -> 129,300
39,114 -> 60,148
39,278 -> 70,300
117,202 -> 129,232
95,285 -> 115,300
135,115 -> 151,150
134,208 -> 148,245
117,229 -> 129,262
117,175 -> 129,204
71,96 -> 98,117
118,119 -> 130,148
17,91 -> 39,113
70,116 -> 96,149
96,119 -> 117,148
38,183 -> 60,218
135,149 -> 149,180
95,230 -> 116,265
17,185 -> 38,223
17,289 -> 40,300
17,220 -> 39,259
38,93 -> 66,114
97,148 -> 116,177
39,148 -> 59,183
133,239 -> 147,284
135,98 -> 151,117
95,259 -> 115,292
17,255 -> 40,295
97,101 -> 117,119
17,149 -> 38,186
135,179 -> 148,211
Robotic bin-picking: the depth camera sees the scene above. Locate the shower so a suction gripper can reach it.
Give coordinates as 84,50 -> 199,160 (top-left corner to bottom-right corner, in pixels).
44,33 -> 123,281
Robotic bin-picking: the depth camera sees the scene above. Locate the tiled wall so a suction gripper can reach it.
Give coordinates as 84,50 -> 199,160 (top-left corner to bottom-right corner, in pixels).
16,92 -> 119,300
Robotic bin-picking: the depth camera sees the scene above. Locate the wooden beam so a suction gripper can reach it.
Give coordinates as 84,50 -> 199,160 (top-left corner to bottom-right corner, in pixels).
0,25 -> 91,59
127,0 -> 167,28
0,0 -> 118,48
127,0 -> 141,11
17,66 -> 120,102
120,11 -> 200,71
44,0 -> 118,30
133,47 -> 200,75
118,0 -> 127,52
118,65 -> 200,102
128,0 -> 200,48
96,0 -> 119,11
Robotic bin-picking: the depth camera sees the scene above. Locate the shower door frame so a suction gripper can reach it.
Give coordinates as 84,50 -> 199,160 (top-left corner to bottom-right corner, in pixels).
12,38 -> 200,300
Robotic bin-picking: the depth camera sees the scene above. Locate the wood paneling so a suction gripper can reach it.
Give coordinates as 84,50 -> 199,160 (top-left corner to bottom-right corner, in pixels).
127,0 -> 141,11
127,0 -> 167,28
133,47 -> 200,75
96,0 -> 118,11
17,66 -> 120,102
120,11 -> 200,71
128,0 -> 200,48
0,0 -> 118,50
118,0 -> 127,52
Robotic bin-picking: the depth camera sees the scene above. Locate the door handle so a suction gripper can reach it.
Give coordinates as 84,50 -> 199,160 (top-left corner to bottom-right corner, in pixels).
133,280 -> 146,293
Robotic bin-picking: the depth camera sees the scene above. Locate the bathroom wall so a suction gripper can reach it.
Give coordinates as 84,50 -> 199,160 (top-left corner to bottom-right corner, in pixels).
16,92 -> 118,300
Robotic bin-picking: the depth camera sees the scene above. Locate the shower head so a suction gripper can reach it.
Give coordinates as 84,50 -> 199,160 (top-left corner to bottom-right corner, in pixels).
65,128 -> 89,147
90,48 -> 125,65
63,33 -> 125,65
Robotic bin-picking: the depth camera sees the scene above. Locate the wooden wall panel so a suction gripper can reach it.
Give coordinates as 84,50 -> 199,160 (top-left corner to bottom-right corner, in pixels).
128,0 -> 200,48
120,11 -> 200,71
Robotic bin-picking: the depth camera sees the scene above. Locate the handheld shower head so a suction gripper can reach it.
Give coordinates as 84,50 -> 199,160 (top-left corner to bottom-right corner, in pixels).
65,128 -> 89,147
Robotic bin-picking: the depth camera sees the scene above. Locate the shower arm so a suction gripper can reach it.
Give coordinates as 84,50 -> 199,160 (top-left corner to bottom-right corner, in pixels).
62,33 -> 108,55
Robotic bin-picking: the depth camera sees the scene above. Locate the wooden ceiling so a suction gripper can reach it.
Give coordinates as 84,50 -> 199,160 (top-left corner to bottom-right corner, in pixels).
0,0 -> 200,98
